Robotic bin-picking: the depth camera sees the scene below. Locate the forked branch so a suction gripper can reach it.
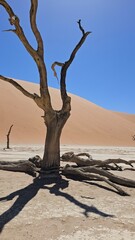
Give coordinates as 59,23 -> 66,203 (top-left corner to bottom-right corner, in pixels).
0,0 -> 51,109
60,20 -> 91,110
50,20 -> 91,113
77,19 -> 85,35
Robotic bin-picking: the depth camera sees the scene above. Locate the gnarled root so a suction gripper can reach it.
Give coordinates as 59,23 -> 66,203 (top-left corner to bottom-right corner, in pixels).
61,152 -> 134,170
0,160 -> 38,177
62,165 -> 130,196
0,152 -> 135,196
61,152 -> 135,196
28,155 -> 42,168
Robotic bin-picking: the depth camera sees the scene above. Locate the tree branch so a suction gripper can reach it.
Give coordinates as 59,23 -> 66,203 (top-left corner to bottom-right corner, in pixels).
2,29 -> 15,32
29,0 -> 51,105
0,75 -> 48,110
51,61 -> 64,80
77,19 -> 85,35
60,20 -> 91,111
30,0 -> 44,57
50,20 -> 90,113
0,75 -> 35,99
0,0 -> 52,110
0,0 -> 36,59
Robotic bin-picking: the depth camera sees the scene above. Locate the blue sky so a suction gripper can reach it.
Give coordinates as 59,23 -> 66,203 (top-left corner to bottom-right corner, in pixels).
0,0 -> 135,113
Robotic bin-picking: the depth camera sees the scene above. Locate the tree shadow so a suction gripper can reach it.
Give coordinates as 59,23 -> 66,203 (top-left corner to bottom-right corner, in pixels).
44,184 -> 114,218
64,174 -> 121,195
84,180 -> 120,194
0,176 -> 114,234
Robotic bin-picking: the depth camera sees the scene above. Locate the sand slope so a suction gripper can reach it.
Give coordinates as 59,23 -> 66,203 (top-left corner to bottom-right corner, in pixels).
0,79 -> 135,146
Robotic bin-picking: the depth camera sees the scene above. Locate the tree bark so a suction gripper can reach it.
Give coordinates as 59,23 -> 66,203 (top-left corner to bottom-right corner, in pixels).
62,165 -> 130,196
0,160 -> 37,177
61,152 -> 134,170
41,110 -> 70,172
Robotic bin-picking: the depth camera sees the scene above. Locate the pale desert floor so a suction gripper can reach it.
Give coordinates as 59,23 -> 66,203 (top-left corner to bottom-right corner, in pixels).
0,145 -> 135,240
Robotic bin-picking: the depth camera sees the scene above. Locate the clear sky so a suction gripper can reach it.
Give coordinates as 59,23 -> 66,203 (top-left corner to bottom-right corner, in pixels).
0,0 -> 135,113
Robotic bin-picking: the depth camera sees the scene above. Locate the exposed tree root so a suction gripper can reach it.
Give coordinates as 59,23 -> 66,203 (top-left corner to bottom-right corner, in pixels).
62,165 -> 130,196
0,160 -> 38,177
28,155 -> 42,168
61,152 -> 134,170
60,152 -> 135,196
0,152 -> 135,196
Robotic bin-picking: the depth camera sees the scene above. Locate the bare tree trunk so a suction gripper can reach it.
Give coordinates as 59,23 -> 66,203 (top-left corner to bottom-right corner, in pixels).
41,111 -> 70,172
6,124 -> 13,149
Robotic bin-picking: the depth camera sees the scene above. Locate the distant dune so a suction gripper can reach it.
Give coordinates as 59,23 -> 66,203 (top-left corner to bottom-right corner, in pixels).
0,79 -> 135,146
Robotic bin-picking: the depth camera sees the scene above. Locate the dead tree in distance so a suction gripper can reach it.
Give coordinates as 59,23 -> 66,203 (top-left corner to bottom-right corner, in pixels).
132,135 -> 135,141
6,124 -> 13,149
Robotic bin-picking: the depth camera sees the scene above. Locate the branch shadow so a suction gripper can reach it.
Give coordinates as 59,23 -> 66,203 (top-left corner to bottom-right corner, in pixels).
0,176 -> 114,234
84,181 -> 120,194
64,175 -> 121,195
44,183 -> 114,218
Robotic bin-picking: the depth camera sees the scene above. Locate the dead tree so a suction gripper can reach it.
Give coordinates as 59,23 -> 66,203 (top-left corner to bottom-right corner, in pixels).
132,135 -> 135,141
0,1 -> 135,196
6,124 -> 13,149
0,1 -> 90,173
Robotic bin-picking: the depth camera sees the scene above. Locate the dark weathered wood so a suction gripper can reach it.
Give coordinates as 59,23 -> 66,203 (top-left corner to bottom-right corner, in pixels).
132,135 -> 135,141
61,152 -> 134,170
0,150 -> 135,196
62,165 -> 130,196
28,155 -> 42,168
0,160 -> 37,177
61,152 -> 135,195
6,124 -> 13,149
80,166 -> 135,187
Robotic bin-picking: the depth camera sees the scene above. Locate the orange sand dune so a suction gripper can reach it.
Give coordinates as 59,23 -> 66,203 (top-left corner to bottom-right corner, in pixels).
0,79 -> 135,146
